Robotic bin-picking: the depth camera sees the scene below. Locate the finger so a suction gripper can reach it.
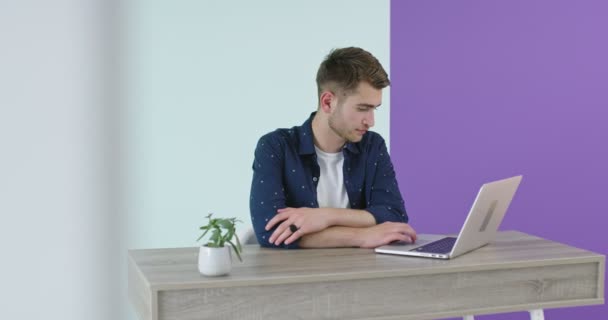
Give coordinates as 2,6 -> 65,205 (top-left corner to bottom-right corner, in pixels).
284,229 -> 302,245
393,224 -> 417,242
386,233 -> 412,245
274,227 -> 293,245
361,233 -> 410,249
409,230 -> 417,242
276,207 -> 293,213
400,230 -> 416,243
403,227 -> 417,242
268,219 -> 289,243
403,224 -> 417,242
265,212 -> 287,230
269,220 -> 289,243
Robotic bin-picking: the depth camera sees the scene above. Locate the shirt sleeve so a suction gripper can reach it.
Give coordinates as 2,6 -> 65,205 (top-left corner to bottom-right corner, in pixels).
249,134 -> 301,249
365,137 -> 409,224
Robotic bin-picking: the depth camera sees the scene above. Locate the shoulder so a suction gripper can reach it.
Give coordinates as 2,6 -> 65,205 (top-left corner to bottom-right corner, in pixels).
256,126 -> 299,151
360,131 -> 387,151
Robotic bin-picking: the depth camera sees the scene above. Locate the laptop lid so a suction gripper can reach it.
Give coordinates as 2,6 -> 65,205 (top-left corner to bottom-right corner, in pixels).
374,175 -> 522,259
449,175 -> 522,258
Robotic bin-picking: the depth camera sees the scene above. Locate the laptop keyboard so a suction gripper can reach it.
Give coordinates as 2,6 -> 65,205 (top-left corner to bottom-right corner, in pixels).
411,237 -> 457,254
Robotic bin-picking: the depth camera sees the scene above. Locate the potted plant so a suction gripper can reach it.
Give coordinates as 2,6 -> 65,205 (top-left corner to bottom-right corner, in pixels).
196,213 -> 243,276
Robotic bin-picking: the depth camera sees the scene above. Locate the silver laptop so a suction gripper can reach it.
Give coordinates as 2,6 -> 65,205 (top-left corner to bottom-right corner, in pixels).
375,175 -> 522,259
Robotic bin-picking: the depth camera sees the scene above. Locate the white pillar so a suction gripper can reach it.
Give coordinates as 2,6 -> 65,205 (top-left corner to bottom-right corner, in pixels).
529,309 -> 545,320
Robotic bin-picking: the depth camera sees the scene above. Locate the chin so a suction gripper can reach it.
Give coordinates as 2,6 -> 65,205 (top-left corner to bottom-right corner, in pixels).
348,135 -> 363,143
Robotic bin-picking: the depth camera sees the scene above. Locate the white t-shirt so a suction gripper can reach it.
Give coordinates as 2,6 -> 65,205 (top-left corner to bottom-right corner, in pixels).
315,146 -> 350,208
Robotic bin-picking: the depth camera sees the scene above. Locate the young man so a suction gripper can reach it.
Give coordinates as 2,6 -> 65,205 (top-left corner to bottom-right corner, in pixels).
249,47 -> 416,249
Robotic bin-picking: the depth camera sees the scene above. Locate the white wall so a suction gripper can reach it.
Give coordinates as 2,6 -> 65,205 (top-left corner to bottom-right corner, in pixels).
0,1 -> 389,319
125,0 -> 391,251
0,1 -> 118,319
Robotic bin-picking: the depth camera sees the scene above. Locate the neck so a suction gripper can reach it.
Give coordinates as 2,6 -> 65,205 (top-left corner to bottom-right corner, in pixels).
311,112 -> 346,153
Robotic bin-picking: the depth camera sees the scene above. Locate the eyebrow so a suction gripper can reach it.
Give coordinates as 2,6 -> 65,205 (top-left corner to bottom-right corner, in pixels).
357,103 -> 381,109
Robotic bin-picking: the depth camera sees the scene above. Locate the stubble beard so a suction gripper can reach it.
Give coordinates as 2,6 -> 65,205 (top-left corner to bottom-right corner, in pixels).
328,111 -> 358,143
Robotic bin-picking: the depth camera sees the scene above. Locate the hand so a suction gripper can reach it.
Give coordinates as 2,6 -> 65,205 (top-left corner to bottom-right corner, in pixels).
358,222 -> 417,249
265,207 -> 331,245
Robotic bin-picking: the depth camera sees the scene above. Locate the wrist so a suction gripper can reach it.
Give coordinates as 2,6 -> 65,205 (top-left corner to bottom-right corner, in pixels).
331,208 -> 376,228
353,226 -> 370,248
322,208 -> 338,227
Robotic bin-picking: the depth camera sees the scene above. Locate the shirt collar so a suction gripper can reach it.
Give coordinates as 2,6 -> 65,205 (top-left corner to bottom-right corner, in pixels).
298,112 -> 361,155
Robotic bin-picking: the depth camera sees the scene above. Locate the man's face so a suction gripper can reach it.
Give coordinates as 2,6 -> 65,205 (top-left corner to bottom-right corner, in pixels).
328,82 -> 381,143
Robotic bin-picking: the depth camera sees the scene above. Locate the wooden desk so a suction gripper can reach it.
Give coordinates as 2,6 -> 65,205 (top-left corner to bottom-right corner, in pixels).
128,231 -> 604,320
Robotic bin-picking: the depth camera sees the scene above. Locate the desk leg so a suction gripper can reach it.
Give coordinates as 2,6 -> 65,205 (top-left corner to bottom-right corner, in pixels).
529,309 -> 545,320
463,316 -> 475,320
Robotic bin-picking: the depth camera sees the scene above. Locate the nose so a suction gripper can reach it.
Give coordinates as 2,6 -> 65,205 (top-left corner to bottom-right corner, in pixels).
363,110 -> 375,128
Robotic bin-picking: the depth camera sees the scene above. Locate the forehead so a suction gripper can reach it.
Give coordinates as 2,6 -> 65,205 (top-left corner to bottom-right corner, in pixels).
342,82 -> 383,106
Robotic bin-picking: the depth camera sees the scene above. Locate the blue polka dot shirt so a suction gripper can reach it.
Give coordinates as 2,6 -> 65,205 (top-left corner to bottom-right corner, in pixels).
249,112 -> 408,248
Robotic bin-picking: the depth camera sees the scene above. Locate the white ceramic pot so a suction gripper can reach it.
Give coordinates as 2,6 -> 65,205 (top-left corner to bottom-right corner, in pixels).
198,245 -> 232,276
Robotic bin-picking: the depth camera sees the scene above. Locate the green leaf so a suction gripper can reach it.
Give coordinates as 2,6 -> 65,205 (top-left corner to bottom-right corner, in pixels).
196,227 -> 211,242
224,228 -> 234,242
234,233 -> 242,249
209,229 -> 220,246
217,219 -> 233,229
228,240 -> 242,262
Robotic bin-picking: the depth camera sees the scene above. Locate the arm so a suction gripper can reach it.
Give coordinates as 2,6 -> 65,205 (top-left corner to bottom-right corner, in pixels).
265,137 -> 415,247
267,207 -> 417,247
249,135 -> 298,248
298,223 -> 417,249
252,134 -> 415,249
265,207 -> 375,246
299,226 -> 361,248
250,135 -> 383,249
365,137 -> 409,224
328,208 -> 376,227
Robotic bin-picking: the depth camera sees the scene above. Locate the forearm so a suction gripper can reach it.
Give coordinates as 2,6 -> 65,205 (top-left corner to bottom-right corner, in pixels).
324,208 -> 376,228
298,226 -> 364,248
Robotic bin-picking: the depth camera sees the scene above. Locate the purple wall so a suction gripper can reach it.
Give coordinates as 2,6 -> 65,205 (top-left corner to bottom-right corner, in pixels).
390,1 -> 607,319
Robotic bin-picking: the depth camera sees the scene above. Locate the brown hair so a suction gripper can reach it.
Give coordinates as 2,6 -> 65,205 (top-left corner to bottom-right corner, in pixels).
316,47 -> 390,102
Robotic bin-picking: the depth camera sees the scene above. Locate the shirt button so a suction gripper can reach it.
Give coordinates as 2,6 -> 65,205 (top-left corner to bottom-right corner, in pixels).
312,177 -> 318,182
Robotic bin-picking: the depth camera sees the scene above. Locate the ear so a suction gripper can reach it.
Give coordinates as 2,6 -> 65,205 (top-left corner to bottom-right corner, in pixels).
319,90 -> 335,114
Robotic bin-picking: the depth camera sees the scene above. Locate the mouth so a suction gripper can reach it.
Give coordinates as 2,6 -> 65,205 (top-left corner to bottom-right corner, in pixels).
355,129 -> 367,135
